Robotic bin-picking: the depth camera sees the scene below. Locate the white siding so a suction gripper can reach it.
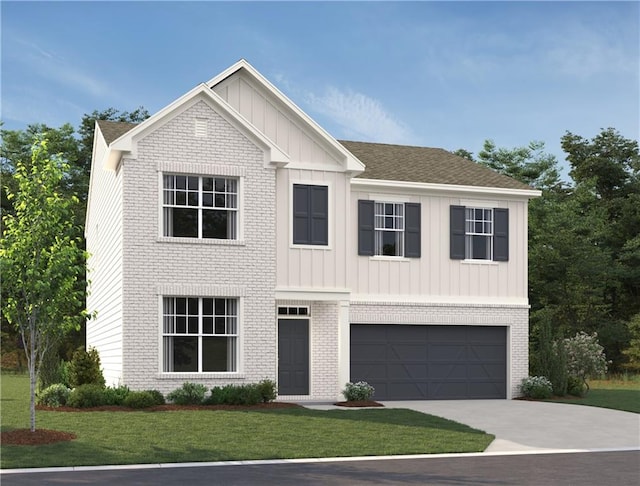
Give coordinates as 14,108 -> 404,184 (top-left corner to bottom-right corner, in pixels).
213,74 -> 344,171
350,188 -> 530,303
276,168 -> 351,291
86,133 -> 124,386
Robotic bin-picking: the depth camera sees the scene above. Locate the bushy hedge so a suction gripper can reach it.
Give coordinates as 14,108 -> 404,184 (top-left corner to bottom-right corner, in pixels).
343,381 -> 375,401
519,376 -> 553,399
206,380 -> 278,406
68,347 -> 105,388
36,383 -> 71,407
167,382 -> 207,405
67,384 -> 106,408
124,391 -> 160,409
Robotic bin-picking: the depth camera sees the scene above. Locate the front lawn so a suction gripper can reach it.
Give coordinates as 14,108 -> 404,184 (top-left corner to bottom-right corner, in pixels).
0,374 -> 493,469
546,377 -> 640,413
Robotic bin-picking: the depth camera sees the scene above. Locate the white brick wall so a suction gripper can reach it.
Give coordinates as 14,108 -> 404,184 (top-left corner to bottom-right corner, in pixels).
119,101 -> 277,394
350,301 -> 530,398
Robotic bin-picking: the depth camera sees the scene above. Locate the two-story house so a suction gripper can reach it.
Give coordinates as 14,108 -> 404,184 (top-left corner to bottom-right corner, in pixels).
86,60 -> 540,401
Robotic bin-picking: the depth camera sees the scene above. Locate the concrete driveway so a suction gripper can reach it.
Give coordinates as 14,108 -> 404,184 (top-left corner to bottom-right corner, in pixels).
306,400 -> 640,453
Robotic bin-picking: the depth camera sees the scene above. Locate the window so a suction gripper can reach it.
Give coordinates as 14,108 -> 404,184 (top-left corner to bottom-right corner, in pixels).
358,200 -> 421,257
163,175 -> 237,239
292,184 -> 328,245
162,297 -> 238,372
465,208 -> 493,260
450,205 -> 509,261
277,306 -> 309,316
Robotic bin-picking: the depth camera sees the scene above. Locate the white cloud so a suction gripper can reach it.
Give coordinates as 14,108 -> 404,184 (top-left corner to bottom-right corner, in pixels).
304,86 -> 414,144
6,33 -> 115,98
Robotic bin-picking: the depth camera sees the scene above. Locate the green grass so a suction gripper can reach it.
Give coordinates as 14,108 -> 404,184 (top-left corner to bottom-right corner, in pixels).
546,376 -> 640,413
0,374 -> 493,469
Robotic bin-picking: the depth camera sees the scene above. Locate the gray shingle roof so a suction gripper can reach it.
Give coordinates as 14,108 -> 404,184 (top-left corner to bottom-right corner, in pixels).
96,120 -> 139,144
95,121 -> 530,190
339,140 -> 532,190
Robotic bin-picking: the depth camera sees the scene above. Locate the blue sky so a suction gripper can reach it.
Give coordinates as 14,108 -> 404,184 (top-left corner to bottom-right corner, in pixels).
2,1 -> 638,179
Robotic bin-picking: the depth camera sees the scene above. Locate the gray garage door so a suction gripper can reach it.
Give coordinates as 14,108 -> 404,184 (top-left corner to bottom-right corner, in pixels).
350,325 -> 506,400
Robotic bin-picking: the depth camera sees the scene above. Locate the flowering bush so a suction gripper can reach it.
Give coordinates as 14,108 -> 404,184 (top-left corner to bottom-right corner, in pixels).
343,381 -> 375,401
36,383 -> 71,407
519,376 -> 553,399
563,332 -> 609,392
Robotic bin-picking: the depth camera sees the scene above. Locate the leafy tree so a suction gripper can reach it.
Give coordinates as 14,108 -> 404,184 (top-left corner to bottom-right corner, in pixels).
476,139 -> 561,190
562,332 -> 609,392
1,138 -> 89,431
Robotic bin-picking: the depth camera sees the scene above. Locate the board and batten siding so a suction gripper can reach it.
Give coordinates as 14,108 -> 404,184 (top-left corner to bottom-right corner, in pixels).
86,131 -> 125,387
350,189 -> 530,303
276,168 -> 351,291
212,74 -> 344,170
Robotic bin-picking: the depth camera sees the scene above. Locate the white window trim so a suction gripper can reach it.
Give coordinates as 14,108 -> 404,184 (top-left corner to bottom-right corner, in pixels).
157,171 -> 244,243
464,206 -> 494,262
158,295 -> 243,375
289,180 -> 333,250
373,200 -> 406,258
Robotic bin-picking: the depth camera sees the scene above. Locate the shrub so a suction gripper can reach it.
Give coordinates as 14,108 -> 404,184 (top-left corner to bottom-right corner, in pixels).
207,384 -> 262,405
257,379 -> 277,403
519,376 -> 553,399
67,384 -> 106,408
167,382 -> 207,405
102,385 -> 130,406
531,319 -> 568,396
145,389 -> 166,405
567,375 -> 586,397
68,347 -> 105,388
124,391 -> 157,409
343,381 -> 375,401
36,383 -> 71,407
563,332 -> 609,392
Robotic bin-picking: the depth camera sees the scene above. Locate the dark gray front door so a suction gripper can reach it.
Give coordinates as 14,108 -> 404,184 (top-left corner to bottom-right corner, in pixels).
350,325 -> 506,400
278,319 -> 309,395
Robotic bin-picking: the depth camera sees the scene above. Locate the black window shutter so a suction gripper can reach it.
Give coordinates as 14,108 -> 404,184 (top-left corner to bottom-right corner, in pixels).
493,208 -> 509,261
450,205 -> 466,259
310,186 -> 328,245
358,200 -> 375,256
404,203 -> 421,258
293,184 -> 310,244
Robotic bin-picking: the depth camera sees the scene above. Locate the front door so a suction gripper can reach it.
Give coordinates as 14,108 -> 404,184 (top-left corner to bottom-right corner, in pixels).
278,319 -> 309,395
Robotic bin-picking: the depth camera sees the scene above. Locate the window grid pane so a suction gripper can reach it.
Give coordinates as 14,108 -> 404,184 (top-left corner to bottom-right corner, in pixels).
374,202 -> 405,256
163,174 -> 238,239
163,297 -> 238,373
465,207 -> 493,259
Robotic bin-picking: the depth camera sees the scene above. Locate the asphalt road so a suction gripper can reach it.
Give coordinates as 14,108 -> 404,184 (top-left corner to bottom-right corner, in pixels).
3,451 -> 639,486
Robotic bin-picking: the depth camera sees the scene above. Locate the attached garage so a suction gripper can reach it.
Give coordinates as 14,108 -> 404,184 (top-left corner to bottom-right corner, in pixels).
350,324 -> 507,400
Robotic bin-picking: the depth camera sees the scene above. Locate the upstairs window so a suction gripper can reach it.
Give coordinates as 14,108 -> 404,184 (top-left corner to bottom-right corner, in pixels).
292,184 -> 328,245
163,175 -> 237,239
358,200 -> 421,258
375,202 -> 404,256
465,208 -> 493,260
450,205 -> 509,261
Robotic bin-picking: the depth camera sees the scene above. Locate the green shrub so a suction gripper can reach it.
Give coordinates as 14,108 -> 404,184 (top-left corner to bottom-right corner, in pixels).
38,347 -> 66,391
36,383 -> 71,407
102,385 -> 130,406
167,382 -> 207,405
519,376 -> 553,399
257,379 -> 277,403
207,384 -> 259,405
343,381 -> 375,401
67,384 -> 106,408
68,347 -> 105,388
124,391 -> 157,409
567,375 -> 586,397
145,389 -> 166,405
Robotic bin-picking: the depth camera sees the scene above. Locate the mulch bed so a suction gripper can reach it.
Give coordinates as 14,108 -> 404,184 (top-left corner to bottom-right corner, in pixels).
1,429 -> 77,446
35,402 -> 303,412
334,400 -> 384,407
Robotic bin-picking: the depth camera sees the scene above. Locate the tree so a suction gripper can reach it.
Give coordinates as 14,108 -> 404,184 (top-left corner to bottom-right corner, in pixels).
1,137 -> 88,432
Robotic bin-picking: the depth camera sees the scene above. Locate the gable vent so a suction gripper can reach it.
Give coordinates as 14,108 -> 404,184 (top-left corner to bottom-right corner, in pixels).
194,118 -> 208,138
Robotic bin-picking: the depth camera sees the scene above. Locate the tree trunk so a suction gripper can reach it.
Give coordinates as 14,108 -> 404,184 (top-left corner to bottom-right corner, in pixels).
29,317 -> 36,432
